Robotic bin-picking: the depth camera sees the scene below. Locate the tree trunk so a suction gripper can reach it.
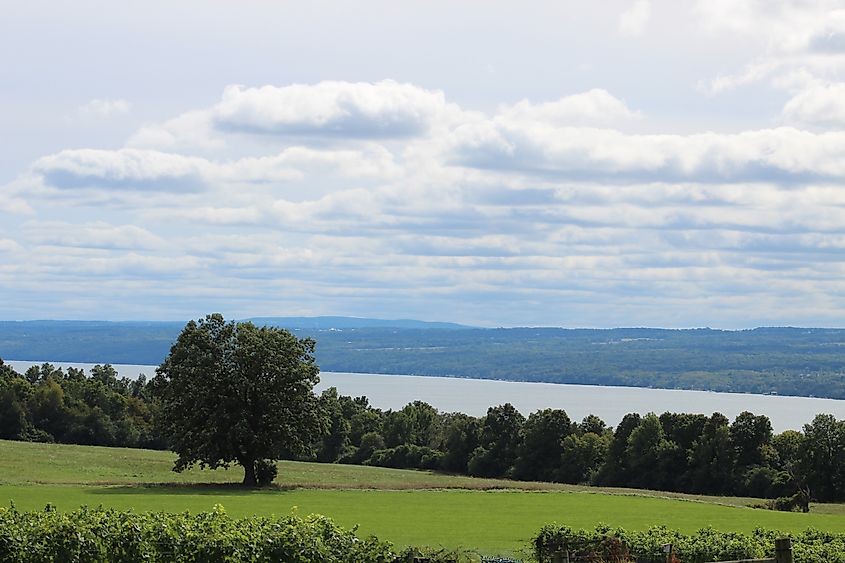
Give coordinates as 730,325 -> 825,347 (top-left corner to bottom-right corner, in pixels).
242,458 -> 257,486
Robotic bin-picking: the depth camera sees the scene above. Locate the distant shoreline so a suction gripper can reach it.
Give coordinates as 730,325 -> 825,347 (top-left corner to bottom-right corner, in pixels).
7,359 -> 845,432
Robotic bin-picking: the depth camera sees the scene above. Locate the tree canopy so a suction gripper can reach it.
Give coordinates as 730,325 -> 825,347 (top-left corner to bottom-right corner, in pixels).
152,314 -> 324,486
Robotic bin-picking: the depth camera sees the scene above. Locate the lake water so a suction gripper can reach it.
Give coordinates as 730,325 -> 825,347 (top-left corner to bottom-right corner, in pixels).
7,359 -> 845,432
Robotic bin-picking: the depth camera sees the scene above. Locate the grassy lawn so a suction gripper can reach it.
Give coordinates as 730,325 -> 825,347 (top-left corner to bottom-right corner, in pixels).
2,440 -> 844,555
2,439 -> 556,488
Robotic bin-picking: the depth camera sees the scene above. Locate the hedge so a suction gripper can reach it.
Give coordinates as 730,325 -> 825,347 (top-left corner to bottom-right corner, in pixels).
0,504 -> 476,562
533,523 -> 845,563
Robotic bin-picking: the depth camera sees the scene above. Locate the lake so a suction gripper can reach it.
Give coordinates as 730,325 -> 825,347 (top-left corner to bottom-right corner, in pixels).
7,359 -> 845,432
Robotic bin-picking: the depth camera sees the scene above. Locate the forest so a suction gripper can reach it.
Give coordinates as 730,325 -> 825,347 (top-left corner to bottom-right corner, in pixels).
2,357 -> 843,505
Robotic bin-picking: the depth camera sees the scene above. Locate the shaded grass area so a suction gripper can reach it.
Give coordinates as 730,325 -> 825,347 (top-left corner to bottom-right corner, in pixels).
0,440 -> 585,492
3,439 -> 845,554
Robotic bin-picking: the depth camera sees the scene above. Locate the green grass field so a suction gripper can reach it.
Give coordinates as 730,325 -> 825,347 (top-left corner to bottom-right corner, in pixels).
2,440 -> 844,555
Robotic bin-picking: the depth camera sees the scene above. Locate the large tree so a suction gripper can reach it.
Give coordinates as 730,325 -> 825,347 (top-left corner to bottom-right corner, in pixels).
514,408 -> 573,481
152,314 -> 324,486
800,413 -> 845,501
468,403 -> 524,478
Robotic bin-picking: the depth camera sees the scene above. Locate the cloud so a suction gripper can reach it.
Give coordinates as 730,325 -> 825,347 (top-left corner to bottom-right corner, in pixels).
618,0 -> 651,37
212,80 -> 460,138
0,187 -> 34,215
704,60 -> 781,95
782,82 -> 845,129
8,80 -> 845,326
78,98 -> 131,118
809,29 -> 845,53
127,80 -> 463,151
228,146 -> 401,184
0,239 -> 22,253
128,111 -> 223,152
498,90 -> 642,127
694,0 -> 841,53
26,222 -> 166,251
33,148 -> 211,192
28,143 -> 402,208
447,122 -> 845,183
146,206 -> 265,226
695,1 -> 845,96
26,85 -> 845,204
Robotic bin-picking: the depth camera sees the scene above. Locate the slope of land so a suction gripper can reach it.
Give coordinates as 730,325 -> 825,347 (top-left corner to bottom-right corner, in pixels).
1,440 -> 843,555
3,321 -> 845,398
246,316 -> 471,330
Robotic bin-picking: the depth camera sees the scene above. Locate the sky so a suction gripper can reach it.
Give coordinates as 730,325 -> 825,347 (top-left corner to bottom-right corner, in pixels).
2,0 -> 845,328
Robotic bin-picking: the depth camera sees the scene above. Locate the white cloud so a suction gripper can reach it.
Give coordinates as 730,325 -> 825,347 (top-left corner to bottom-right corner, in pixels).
0,238 -> 22,253
618,0 -> 651,37
228,146 -> 401,184
78,98 -> 131,118
0,187 -> 34,215
126,80 -> 462,152
212,80 -> 461,138
704,60 -> 781,95
447,122 -> 845,182
695,0 -> 845,98
782,82 -> 845,128
26,221 -> 166,251
128,111 -> 223,152
499,90 -> 642,127
30,144 -> 401,203
694,0 -> 841,54
33,148 -> 212,191
147,206 -> 265,226
8,79 -> 845,326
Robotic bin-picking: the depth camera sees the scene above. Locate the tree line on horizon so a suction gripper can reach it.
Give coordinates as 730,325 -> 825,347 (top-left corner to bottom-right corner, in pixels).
2,355 -> 843,505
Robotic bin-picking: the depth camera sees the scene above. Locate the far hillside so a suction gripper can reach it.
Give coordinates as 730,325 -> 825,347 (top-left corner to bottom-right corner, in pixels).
247,316 -> 471,330
2,320 -> 845,398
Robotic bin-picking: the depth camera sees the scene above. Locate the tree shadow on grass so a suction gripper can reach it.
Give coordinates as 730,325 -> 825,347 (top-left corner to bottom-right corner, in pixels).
86,483 -> 298,496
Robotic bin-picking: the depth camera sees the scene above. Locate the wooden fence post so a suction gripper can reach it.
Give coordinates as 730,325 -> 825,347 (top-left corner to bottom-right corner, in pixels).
663,543 -> 674,563
774,538 -> 793,563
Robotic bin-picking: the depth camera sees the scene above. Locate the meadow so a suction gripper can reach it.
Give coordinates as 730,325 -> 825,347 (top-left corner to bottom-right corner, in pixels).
2,440 -> 844,556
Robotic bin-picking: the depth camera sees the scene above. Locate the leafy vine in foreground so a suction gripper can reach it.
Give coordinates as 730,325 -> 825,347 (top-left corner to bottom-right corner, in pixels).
533,523 -> 845,563
0,504 -> 478,563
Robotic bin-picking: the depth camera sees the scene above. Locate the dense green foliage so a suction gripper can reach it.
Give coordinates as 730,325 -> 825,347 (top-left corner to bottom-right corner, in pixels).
0,358 -> 159,448
5,322 -> 845,398
0,504 -> 473,562
1,500 -> 843,563
533,523 -> 845,563
315,388 -> 845,503
151,314 -> 324,486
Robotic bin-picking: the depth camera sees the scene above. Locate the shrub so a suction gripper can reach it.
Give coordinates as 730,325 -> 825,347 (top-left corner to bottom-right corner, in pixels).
340,431 -> 385,465
365,444 -> 443,470
532,524 -> 845,563
0,505 -> 395,562
18,427 -> 55,443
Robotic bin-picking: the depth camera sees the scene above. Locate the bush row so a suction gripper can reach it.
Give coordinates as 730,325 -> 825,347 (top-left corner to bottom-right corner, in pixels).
532,523 -> 845,563
4,505 -> 844,563
0,505 -> 477,563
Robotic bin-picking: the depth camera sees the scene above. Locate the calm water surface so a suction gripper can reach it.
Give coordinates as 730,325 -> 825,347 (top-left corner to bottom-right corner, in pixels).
8,360 -> 845,432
